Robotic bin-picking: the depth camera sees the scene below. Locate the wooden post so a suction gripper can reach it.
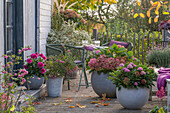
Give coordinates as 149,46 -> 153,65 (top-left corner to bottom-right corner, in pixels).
152,33 -> 155,49
147,32 -> 150,52
142,32 -> 145,64
115,33 -> 117,41
101,32 -> 105,45
138,33 -> 140,59
133,33 -> 136,57
93,29 -> 97,40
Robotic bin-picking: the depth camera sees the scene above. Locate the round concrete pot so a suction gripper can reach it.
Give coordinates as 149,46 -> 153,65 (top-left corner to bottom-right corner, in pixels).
24,75 -> 44,90
47,77 -> 63,97
91,72 -> 116,98
116,86 -> 149,109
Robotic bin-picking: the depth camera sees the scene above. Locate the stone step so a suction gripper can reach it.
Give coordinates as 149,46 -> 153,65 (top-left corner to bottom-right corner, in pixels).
16,84 -> 46,111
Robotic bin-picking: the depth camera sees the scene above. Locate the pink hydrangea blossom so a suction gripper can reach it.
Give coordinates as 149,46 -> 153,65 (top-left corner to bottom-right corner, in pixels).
119,63 -> 124,67
95,50 -> 101,55
137,67 -> 143,71
134,82 -> 138,86
59,60 -> 65,63
127,64 -> 133,69
140,71 -> 146,75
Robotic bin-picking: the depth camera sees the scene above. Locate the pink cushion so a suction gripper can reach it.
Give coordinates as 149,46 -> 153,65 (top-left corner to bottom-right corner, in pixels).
108,40 -> 129,48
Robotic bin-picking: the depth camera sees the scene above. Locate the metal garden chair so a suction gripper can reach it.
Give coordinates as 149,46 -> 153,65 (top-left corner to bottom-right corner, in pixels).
46,44 -> 89,91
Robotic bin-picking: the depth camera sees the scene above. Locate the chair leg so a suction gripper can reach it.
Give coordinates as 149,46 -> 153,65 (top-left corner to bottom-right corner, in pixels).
68,80 -> 70,90
83,68 -> 89,88
78,69 -> 83,91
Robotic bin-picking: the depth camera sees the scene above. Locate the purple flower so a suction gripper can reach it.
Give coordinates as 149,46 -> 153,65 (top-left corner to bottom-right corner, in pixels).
119,63 -> 124,67
137,67 -> 143,71
41,68 -> 46,74
27,58 -> 32,64
95,50 -> 101,55
38,62 -> 44,68
127,64 -> 133,69
134,82 -> 138,86
133,64 -> 137,67
140,71 -> 146,75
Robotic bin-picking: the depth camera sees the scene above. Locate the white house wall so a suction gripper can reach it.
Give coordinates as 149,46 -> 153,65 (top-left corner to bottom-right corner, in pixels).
39,0 -> 52,55
0,0 -> 4,90
23,0 -> 36,59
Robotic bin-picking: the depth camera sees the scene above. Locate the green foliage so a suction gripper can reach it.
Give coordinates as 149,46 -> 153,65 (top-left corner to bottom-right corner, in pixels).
149,105 -> 167,113
45,49 -> 77,78
0,47 -> 36,113
109,62 -> 157,90
147,46 -> 170,68
47,21 -> 92,46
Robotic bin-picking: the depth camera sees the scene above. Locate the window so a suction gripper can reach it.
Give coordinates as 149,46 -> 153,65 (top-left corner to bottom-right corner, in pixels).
5,0 -> 15,55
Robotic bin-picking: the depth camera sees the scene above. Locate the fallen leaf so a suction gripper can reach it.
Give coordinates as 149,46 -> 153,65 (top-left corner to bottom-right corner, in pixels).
95,104 -> 99,107
65,98 -> 72,103
79,105 -> 86,108
105,98 -> 112,101
69,106 -> 75,108
102,102 -> 110,106
91,101 -> 101,104
102,93 -> 106,100
52,102 -> 62,105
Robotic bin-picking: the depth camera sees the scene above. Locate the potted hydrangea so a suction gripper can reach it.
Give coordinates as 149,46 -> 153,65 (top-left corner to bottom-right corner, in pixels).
109,62 -> 157,109
23,53 -> 47,90
88,44 -> 133,98
45,50 -> 77,97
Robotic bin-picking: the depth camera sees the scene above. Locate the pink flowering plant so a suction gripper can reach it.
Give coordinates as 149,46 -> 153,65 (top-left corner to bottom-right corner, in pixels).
24,53 -> 47,79
45,49 -> 77,79
88,44 -> 134,74
109,61 -> 157,90
0,47 -> 36,112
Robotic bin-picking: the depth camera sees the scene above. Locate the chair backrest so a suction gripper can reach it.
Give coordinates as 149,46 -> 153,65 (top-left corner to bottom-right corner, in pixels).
46,44 -> 64,56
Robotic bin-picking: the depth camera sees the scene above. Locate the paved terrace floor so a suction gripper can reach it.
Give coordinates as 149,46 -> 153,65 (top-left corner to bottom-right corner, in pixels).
34,71 -> 167,113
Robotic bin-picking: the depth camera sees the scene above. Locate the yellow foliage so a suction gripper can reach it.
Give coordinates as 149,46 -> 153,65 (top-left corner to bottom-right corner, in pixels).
134,13 -> 139,18
140,13 -> 145,18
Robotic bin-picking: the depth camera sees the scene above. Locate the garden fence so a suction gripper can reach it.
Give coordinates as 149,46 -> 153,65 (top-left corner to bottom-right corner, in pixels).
93,29 -> 165,64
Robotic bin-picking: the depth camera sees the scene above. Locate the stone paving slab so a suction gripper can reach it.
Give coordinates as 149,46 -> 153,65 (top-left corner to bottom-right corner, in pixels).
34,71 -> 167,113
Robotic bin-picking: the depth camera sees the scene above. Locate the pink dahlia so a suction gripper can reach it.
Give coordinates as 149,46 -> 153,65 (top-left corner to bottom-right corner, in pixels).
41,68 -> 46,74
38,62 -> 44,68
30,53 -> 38,59
27,58 -> 32,64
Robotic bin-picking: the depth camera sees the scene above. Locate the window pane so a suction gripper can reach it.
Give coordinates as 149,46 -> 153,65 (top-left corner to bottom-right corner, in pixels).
7,2 -> 13,26
7,29 -> 13,51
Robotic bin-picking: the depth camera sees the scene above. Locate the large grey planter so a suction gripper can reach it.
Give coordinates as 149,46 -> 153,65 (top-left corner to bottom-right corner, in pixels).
116,86 -> 150,109
47,77 -> 63,97
91,72 -> 116,98
24,75 -> 44,90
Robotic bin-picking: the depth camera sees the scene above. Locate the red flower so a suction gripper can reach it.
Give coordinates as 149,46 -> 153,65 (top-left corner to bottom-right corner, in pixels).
30,53 -> 38,59
27,58 -> 32,64
23,65 -> 28,69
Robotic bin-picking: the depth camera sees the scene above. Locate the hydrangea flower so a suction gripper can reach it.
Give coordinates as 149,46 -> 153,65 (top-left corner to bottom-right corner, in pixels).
127,64 -> 133,69
137,67 -> 143,71
134,82 -> 138,86
140,71 -> 146,75
119,63 -> 124,67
